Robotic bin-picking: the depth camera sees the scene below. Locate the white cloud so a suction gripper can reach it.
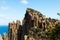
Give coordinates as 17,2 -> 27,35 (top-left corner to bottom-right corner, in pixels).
0,14 -> 9,25
0,14 -> 5,17
21,0 -> 29,4
0,14 -> 8,19
0,6 -> 8,11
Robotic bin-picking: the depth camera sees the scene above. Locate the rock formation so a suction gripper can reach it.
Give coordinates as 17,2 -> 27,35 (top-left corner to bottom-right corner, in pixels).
22,8 -> 59,40
4,33 -> 8,40
22,8 -> 47,30
8,8 -> 59,40
8,20 -> 24,40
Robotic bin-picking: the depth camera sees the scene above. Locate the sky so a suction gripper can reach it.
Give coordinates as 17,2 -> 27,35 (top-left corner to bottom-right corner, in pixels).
0,0 -> 60,25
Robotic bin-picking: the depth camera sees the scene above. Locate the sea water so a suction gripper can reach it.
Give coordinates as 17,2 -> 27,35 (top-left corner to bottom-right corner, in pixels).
0,26 -> 8,35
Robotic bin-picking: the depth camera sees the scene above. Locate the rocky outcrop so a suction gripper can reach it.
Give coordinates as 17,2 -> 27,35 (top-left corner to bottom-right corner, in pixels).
22,8 -> 59,40
8,20 -> 24,40
8,8 -> 59,40
22,8 -> 47,31
23,8 -> 58,30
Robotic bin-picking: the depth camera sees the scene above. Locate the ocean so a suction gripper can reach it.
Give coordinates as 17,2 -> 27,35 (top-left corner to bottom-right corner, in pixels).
0,26 -> 8,35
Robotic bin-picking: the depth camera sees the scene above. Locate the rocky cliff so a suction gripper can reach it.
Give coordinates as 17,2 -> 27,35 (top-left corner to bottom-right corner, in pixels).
8,8 -> 60,40
22,8 -> 59,40
22,8 -> 56,31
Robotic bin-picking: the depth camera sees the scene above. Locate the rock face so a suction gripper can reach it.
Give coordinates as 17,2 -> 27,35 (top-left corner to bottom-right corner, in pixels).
8,8 -> 59,40
22,8 -> 47,30
22,8 -> 58,40
8,20 -> 24,40
4,33 -> 8,40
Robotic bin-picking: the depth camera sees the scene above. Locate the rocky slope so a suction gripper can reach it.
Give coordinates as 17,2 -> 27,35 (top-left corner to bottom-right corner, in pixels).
22,8 -> 60,40
8,8 -> 60,40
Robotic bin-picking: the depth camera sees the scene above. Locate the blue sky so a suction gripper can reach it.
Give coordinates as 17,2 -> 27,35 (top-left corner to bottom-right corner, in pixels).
0,0 -> 60,25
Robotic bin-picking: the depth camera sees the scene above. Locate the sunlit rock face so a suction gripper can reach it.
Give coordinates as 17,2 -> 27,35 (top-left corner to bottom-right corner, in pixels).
22,8 -> 59,40
22,8 -> 47,32
8,20 -> 24,40
8,8 -> 59,40
3,33 -> 8,40
0,34 -> 3,40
